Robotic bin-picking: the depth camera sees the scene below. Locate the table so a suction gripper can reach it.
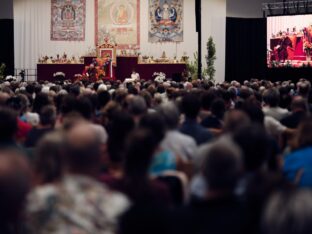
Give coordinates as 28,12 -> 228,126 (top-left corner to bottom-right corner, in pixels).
116,56 -> 186,81
37,63 -> 85,81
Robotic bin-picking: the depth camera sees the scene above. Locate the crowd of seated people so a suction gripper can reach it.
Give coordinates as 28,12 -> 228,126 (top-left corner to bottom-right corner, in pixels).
1,77 -> 312,234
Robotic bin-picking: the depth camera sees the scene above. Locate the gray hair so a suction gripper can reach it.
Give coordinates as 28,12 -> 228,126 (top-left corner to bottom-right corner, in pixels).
157,101 -> 180,129
262,190 -> 312,234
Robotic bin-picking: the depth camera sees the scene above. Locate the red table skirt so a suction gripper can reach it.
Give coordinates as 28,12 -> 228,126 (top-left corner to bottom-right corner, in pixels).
37,56 -> 186,82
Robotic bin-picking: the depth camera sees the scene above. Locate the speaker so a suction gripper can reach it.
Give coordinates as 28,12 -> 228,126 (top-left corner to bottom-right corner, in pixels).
195,0 -> 201,32
0,19 -> 14,75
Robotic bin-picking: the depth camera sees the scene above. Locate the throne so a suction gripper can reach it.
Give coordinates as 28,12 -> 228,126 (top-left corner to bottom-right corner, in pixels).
97,37 -> 117,79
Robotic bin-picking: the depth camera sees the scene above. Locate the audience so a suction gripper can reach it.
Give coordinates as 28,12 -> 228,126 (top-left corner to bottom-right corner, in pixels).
0,77 -> 312,234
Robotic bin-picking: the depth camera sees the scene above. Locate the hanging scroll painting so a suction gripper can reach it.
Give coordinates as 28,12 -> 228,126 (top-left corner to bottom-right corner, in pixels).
51,0 -> 86,41
148,0 -> 183,43
96,0 -> 140,49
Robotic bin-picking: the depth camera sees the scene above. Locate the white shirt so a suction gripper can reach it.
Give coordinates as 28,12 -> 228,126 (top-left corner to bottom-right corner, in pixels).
161,130 -> 197,161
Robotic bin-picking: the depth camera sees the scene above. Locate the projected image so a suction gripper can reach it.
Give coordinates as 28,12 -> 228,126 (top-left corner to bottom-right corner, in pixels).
267,14 -> 312,68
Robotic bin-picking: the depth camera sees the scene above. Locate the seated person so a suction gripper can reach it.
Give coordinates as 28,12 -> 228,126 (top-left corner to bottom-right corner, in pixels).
124,70 -> 140,83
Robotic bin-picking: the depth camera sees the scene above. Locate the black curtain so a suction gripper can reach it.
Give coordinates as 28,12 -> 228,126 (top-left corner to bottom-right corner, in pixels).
226,17 -> 266,83
0,19 -> 14,75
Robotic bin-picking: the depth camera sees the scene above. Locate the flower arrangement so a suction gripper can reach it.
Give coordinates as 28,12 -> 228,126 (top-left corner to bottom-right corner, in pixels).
53,72 -> 66,80
153,72 -> 166,83
83,57 -> 112,81
5,75 -> 16,81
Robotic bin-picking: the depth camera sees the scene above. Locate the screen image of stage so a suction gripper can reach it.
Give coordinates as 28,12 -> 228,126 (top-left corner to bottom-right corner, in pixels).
267,14 -> 312,68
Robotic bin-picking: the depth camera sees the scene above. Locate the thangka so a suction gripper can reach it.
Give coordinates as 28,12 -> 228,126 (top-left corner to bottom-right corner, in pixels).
148,0 -> 183,43
51,0 -> 86,41
95,0 -> 140,49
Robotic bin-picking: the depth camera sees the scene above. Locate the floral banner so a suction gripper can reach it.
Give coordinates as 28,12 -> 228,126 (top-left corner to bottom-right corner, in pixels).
148,0 -> 183,43
51,0 -> 86,41
95,0 -> 140,49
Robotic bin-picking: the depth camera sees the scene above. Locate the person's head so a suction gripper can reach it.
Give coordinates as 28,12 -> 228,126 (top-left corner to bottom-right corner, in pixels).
127,95 -> 147,117
157,102 -> 180,130
32,92 -> 50,113
223,109 -> 250,133
64,123 -> 102,176
211,98 -> 226,120
139,112 -> 166,143
0,149 -> 31,225
202,138 -> 242,193
97,90 -> 111,109
181,93 -> 201,119
297,80 -> 311,98
263,88 -> 280,107
200,90 -> 217,111
296,116 -> 312,149
233,124 -> 269,172
34,131 -> 65,184
290,96 -> 308,113
0,107 -> 18,142
107,111 -> 135,165
5,95 -> 24,115
124,129 -> 160,178
75,96 -> 94,120
240,99 -> 265,125
39,105 -> 56,127
262,190 -> 312,234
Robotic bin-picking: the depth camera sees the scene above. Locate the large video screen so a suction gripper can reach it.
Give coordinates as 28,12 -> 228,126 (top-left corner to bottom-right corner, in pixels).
267,14 -> 312,68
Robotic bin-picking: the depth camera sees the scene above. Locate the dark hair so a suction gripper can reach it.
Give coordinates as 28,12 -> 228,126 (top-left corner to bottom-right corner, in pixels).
33,92 -> 50,113
211,98 -> 226,119
0,107 -> 18,142
139,112 -> 166,143
75,96 -> 94,120
201,90 -> 217,111
97,91 -> 111,109
181,93 -> 201,119
107,111 -> 135,164
263,88 -> 280,107
35,131 -> 64,184
39,105 -> 56,126
233,124 -> 269,171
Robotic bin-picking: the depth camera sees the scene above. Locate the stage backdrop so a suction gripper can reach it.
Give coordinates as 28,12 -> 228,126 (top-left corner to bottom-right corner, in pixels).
51,0 -> 86,41
95,0 -> 140,49
148,0 -> 183,43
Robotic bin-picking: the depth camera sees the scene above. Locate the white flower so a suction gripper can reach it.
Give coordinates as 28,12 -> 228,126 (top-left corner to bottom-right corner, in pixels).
154,72 -> 166,83
53,72 -> 65,77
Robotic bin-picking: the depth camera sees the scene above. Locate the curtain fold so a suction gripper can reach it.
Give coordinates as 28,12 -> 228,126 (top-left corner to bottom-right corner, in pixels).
14,0 -> 94,70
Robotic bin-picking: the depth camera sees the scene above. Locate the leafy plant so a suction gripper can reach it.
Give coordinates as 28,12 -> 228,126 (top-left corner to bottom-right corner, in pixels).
205,37 -> 216,81
186,52 -> 199,80
0,63 -> 6,80
186,37 -> 217,81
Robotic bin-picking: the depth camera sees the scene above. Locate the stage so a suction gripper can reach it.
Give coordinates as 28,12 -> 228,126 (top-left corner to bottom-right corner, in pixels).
37,56 -> 186,82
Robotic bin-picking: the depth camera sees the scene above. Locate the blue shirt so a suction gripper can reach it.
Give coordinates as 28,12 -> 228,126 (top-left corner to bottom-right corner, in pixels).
283,147 -> 312,187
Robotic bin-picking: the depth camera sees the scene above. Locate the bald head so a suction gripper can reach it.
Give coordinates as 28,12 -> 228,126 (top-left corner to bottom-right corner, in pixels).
65,123 -> 101,175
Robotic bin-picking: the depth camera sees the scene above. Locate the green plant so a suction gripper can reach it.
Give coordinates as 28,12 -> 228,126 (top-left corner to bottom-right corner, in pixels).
186,52 -> 199,80
0,63 -> 6,80
205,37 -> 216,81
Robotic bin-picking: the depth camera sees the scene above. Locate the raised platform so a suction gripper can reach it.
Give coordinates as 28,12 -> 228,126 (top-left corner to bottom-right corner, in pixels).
37,56 -> 186,82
